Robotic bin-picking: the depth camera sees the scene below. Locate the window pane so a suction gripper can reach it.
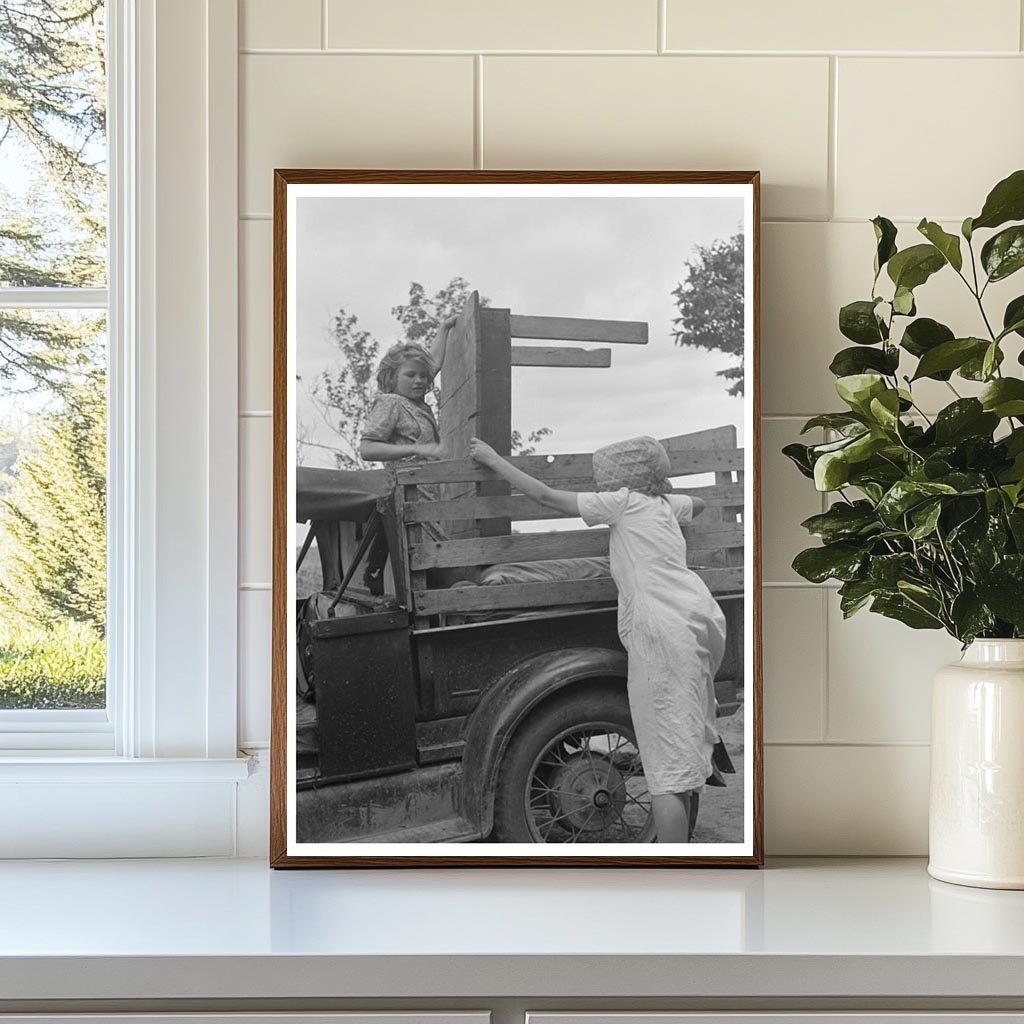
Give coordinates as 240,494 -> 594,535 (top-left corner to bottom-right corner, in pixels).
0,1 -> 107,289
0,309 -> 106,709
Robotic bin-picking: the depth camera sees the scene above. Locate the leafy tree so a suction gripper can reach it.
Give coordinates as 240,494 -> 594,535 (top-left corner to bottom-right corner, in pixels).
671,232 -> 745,396
0,0 -> 106,396
300,279 -> 551,468
0,375 -> 106,633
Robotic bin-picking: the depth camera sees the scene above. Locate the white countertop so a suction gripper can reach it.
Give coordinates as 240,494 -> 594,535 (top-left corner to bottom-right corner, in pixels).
2,857 -> 1024,1002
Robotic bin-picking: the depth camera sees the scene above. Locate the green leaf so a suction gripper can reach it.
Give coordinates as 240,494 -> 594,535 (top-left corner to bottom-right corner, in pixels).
814,450 -> 850,491
962,216 -> 974,241
800,413 -> 865,435
839,300 -> 886,345
829,345 -> 899,378
868,552 -> 914,587
908,500 -> 943,539
900,318 -> 955,370
1003,295 -> 1024,340
871,594 -> 943,630
933,399 -> 999,445
792,543 -> 866,584
838,578 -> 876,618
971,168 -> 1024,232
868,389 -> 902,430
976,578 -> 1024,629
886,243 -> 946,291
950,592 -> 995,644
960,344 -> 1004,381
835,373 -> 886,413
872,216 -> 898,278
982,341 -> 1001,381
892,286 -> 916,316
917,219 -> 963,272
800,501 -> 879,543
980,378 -> 1024,418
877,479 -> 958,524
911,337 -> 987,381
782,442 -> 815,479
981,225 -> 1024,282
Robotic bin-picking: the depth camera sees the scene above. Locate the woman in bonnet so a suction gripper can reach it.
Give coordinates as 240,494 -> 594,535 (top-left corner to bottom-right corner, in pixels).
469,434 -> 728,843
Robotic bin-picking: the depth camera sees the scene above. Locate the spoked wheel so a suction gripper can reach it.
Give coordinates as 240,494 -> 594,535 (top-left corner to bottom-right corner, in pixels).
492,688 -> 656,843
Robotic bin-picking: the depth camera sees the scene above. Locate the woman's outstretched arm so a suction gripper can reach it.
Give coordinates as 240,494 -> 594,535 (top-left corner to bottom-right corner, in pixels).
468,438 -> 580,517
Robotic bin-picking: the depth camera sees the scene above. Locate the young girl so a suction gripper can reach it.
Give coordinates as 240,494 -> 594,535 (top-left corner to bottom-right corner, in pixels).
468,434 -> 728,844
358,317 -> 458,594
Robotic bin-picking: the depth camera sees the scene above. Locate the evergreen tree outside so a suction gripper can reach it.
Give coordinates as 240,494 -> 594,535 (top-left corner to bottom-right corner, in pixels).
0,1 -> 107,708
671,232 -> 745,397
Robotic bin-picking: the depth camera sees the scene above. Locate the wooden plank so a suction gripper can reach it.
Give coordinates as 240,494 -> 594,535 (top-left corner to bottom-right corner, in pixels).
411,528 -> 609,571
411,521 -> 744,570
509,314 -> 648,345
402,482 -> 747,523
413,566 -> 744,615
511,345 -> 612,368
477,307 -> 513,540
396,446 -> 744,486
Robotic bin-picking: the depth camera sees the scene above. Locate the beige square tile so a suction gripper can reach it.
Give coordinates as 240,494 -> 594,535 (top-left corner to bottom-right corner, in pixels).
826,595 -> 962,743
241,55 -> 474,213
242,0 -> 321,50
836,58 -> 1024,221
240,416 -> 273,586
766,744 -> 929,854
762,587 -> 825,743
760,417 -> 824,584
239,589 -> 272,747
328,0 -> 657,51
483,56 -> 830,219
762,220 -> 1021,416
666,0 -> 1020,53
240,220 -> 273,412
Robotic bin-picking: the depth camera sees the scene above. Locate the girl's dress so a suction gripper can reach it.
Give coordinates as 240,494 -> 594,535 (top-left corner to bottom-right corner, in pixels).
360,392 -> 445,538
577,487 -> 727,795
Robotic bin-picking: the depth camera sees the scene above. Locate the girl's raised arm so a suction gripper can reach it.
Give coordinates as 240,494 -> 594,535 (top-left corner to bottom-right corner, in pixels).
428,315 -> 460,374
468,438 -> 580,517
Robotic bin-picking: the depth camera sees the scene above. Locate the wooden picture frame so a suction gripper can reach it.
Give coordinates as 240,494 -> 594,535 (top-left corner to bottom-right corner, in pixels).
271,170 -> 762,867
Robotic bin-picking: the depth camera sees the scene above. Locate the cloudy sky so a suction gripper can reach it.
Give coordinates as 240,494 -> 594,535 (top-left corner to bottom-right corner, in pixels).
295,195 -> 746,469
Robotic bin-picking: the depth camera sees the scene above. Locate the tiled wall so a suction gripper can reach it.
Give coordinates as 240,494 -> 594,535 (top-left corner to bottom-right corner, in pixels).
236,0 -> 1024,854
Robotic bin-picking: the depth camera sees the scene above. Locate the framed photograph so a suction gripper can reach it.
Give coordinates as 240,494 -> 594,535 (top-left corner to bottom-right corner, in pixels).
271,170 -> 762,867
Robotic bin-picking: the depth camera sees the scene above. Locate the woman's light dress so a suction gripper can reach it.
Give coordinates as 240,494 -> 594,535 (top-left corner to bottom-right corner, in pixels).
577,488 -> 728,795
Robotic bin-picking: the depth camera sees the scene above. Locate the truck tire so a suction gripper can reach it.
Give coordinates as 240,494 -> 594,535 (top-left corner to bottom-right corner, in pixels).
492,687 -> 667,844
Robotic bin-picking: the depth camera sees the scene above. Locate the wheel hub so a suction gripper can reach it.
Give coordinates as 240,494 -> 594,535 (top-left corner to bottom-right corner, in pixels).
547,752 -> 626,832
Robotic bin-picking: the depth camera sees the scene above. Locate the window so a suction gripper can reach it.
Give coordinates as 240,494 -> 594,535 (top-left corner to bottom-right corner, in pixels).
0,1 -> 111,747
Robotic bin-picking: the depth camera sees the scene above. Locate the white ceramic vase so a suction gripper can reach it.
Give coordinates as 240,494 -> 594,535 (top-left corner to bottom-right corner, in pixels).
929,639 -> 1024,889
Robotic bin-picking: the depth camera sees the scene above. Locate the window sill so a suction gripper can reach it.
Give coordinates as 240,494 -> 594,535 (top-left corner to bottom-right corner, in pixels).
0,755 -> 252,782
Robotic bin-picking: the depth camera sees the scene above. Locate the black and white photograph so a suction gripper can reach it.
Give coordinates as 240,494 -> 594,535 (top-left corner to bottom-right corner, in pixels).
273,171 -> 761,866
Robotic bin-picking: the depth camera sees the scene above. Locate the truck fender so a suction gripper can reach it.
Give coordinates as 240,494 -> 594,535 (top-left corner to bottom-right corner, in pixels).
460,646 -> 627,836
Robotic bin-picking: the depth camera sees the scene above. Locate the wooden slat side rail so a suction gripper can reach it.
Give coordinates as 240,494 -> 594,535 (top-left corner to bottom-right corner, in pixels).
410,523 -> 746,571
397,446 -> 744,486
511,345 -> 612,368
402,482 -> 747,524
413,567 -> 744,615
509,314 -> 648,345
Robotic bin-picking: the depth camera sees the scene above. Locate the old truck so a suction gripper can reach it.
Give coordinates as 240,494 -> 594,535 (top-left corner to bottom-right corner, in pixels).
293,294 -> 745,844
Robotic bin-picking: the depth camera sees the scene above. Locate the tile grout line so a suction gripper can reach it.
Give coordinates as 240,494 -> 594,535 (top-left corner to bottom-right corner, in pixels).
321,0 -> 329,50
237,47 -> 1024,57
1021,0 -> 1024,51
827,55 -> 838,221
820,587 -> 830,743
474,54 -> 484,169
657,0 -> 666,54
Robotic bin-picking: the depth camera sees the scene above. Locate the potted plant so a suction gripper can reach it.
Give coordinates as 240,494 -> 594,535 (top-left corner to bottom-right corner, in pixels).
785,168 -> 1024,889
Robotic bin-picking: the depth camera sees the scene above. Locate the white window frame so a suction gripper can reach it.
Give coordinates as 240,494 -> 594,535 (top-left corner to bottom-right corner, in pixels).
0,0 -> 249,857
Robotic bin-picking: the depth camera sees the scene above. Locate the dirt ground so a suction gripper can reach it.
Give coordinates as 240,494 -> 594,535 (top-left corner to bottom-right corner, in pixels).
691,704 -> 746,844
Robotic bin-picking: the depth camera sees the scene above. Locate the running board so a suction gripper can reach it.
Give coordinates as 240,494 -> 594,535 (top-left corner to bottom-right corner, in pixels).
350,817 -> 481,844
